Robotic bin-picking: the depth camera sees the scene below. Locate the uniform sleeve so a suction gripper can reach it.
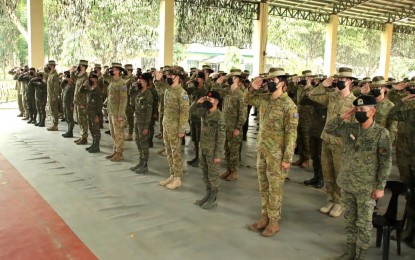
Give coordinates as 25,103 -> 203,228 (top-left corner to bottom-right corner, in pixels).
53,74 -> 61,98
154,80 -> 167,93
324,116 -> 349,137
114,82 -> 128,117
178,91 -> 190,134
214,114 -> 226,159
151,88 -> 159,116
143,92 -> 154,129
210,82 -> 229,98
189,101 -> 207,118
376,129 -> 392,190
387,101 -> 407,121
282,104 -> 299,163
96,91 -> 104,117
235,92 -> 247,130
244,88 -> 269,108
308,84 -> 329,106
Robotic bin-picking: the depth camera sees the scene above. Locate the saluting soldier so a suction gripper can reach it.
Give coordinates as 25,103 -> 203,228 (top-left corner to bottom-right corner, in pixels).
124,64 -> 136,141
25,68 -> 37,124
147,79 -> 159,148
154,66 -> 170,155
61,71 -> 75,138
85,73 -> 104,153
46,60 -> 60,131
34,72 -> 47,127
72,60 -> 89,144
190,91 -> 226,210
327,95 -> 391,260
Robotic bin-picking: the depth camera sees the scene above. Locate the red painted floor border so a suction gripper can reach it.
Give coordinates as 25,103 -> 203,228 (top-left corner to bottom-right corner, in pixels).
0,155 -> 97,260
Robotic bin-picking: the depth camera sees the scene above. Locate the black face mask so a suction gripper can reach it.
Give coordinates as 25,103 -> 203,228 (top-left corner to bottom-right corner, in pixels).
337,80 -> 346,90
355,111 -> 369,123
299,79 -> 307,86
227,78 -> 234,85
62,79 -> 68,85
371,88 -> 381,97
204,101 -> 213,109
76,66 -> 81,72
89,79 -> 94,86
406,87 -> 415,94
166,77 -> 174,86
193,80 -> 199,87
137,83 -> 143,90
109,70 -> 114,76
268,82 -> 278,93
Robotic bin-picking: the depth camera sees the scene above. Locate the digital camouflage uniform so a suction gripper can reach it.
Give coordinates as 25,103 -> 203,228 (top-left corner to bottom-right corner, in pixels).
325,116 -> 391,256
154,80 -> 168,135
26,76 -> 38,122
107,77 -> 128,153
47,70 -> 61,126
148,85 -> 159,147
374,98 -> 397,142
163,83 -> 189,178
124,74 -> 136,137
34,77 -> 47,126
73,71 -> 89,138
62,81 -> 75,134
133,88 -> 153,162
309,84 -> 356,204
245,91 -> 298,222
86,86 -> 104,141
213,83 -> 247,173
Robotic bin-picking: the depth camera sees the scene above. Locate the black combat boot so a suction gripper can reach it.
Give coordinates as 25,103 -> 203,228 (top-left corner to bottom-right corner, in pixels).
62,123 -> 74,138
313,170 -> 324,188
130,158 -> 143,171
135,160 -> 148,174
88,139 -> 100,153
32,113 -> 37,125
38,114 -> 45,127
195,187 -> 211,206
27,114 -> 33,124
85,139 -> 95,151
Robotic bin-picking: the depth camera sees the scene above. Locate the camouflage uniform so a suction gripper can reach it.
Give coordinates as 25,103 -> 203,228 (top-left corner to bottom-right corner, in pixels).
148,85 -> 159,147
26,76 -> 38,122
374,98 -> 397,143
124,74 -> 136,137
325,116 -> 391,255
295,84 -> 313,164
62,81 -> 75,134
163,83 -> 189,178
212,83 -> 247,174
133,88 -> 153,163
309,84 -> 355,205
47,70 -> 61,126
13,72 -> 25,116
73,72 -> 89,139
245,91 -> 298,222
18,73 -> 30,118
107,77 -> 128,154
34,77 -> 47,126
86,86 -> 104,142
154,80 -> 168,136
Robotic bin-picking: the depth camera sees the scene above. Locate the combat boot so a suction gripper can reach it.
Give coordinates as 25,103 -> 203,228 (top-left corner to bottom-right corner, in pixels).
38,115 -> 45,127
187,146 -> 199,165
247,215 -> 269,232
195,188 -> 211,206
304,177 -> 317,186
76,137 -> 87,145
74,137 -> 82,143
130,159 -> 143,171
300,160 -> 310,168
330,243 -> 356,260
160,175 -> 174,186
320,202 -> 335,214
105,151 -> 117,159
110,152 -> 124,162
291,158 -> 303,166
22,115 -> 29,120
88,140 -> 100,153
125,133 -> 133,141
86,140 -> 95,151
62,125 -> 74,138
47,124 -> 58,131
157,148 -> 165,155
220,170 -> 231,180
166,177 -> 182,190
135,160 -> 148,174
27,115 -> 33,124
191,158 -> 199,168
32,113 -> 37,125
202,191 -> 217,210
329,204 -> 343,218
226,170 -> 239,181
313,177 -> 324,189
262,220 -> 280,237
160,150 -> 167,157
354,247 -> 366,260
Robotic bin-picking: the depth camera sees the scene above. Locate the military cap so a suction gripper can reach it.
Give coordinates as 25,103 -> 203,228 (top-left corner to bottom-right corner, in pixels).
94,64 -> 102,69
407,80 -> 415,86
162,66 -> 171,72
370,76 -> 386,87
334,67 -> 357,80
218,71 -> 227,76
166,66 -> 185,76
196,71 -> 205,79
150,67 -> 156,71
202,65 -> 214,73
207,90 -> 221,101
360,77 -> 371,84
124,64 -> 133,70
228,69 -> 242,77
265,67 -> 290,79
137,72 -> 152,82
63,71 -> 71,78
302,70 -> 316,77
387,78 -> 397,84
78,60 -> 88,66
47,60 -> 57,66
36,72 -> 44,77
353,95 -> 377,107
190,67 -> 197,72
242,70 -> 250,75
109,62 -> 127,74
314,74 -> 324,80
89,73 -> 98,79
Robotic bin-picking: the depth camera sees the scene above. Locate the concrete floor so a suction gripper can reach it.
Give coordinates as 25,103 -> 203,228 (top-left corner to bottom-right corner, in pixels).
0,103 -> 414,260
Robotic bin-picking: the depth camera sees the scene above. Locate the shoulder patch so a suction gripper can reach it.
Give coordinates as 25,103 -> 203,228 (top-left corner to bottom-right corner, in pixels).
293,113 -> 299,119
183,95 -> 189,101
121,86 -> 127,91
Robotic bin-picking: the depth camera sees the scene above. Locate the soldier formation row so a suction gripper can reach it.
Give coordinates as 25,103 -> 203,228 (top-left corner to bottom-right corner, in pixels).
10,62 -> 415,259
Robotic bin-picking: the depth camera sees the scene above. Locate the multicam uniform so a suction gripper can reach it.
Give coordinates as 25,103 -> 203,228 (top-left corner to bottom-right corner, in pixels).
73,72 -> 89,139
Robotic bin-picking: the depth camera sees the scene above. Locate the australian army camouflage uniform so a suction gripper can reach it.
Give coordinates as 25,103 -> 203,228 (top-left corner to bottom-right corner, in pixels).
387,81 -> 415,247
190,90 -> 226,209
129,73 -> 154,174
245,67 -> 298,237
72,60 -> 90,144
153,66 -> 170,140
85,73 -> 104,153
186,71 -> 209,167
326,95 -> 391,260
123,64 -> 136,141
61,71 -> 75,138
308,67 -> 357,218
213,68 -> 247,182
159,66 -> 189,190
46,60 -> 61,131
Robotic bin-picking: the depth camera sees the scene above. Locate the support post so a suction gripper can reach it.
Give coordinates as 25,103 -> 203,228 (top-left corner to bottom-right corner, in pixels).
379,23 -> 393,79
323,14 -> 339,76
27,0 -> 45,68
158,0 -> 174,67
252,2 -> 268,76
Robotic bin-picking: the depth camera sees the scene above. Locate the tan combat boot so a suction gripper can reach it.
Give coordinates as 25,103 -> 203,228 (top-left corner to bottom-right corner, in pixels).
74,137 -> 82,143
105,151 -> 116,159
110,152 -> 124,162
329,204 -> 343,218
220,170 -> 231,180
160,175 -> 174,186
291,158 -> 302,166
160,150 -> 167,157
300,160 -> 310,168
125,133 -> 133,141
320,202 -> 335,214
226,170 -> 239,181
47,125 -> 58,131
157,148 -> 165,154
261,220 -> 280,237
166,177 -> 182,190
75,137 -> 87,145
247,215 -> 269,232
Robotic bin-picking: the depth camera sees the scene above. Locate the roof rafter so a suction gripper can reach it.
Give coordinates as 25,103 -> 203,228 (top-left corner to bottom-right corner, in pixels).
332,0 -> 372,14
339,16 -> 385,30
387,4 -> 415,22
394,24 -> 415,34
268,5 -> 330,23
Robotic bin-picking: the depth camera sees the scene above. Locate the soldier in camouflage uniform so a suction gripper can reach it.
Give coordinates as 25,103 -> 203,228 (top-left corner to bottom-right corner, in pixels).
124,64 -> 136,141
292,70 -> 315,168
213,69 -> 247,182
93,64 -> 105,128
147,79 -> 159,148
154,67 -> 170,155
46,60 -> 60,131
245,67 -> 298,237
61,71 -> 75,138
72,60 -> 89,144
387,81 -> 415,247
10,67 -> 25,117
33,72 -> 47,127
190,91 -> 226,210
308,67 -> 357,218
327,95 -> 391,260
105,63 -> 128,162
129,73 -> 154,174
25,68 -> 37,124
202,65 -> 214,90
186,71 -> 209,167
85,73 -> 104,153
159,66 -> 189,190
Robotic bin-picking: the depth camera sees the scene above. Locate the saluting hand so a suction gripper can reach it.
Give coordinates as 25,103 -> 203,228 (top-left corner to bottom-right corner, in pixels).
323,77 -> 334,87
250,77 -> 263,90
394,82 -> 408,91
216,75 -> 226,84
340,107 -> 355,120
155,71 -> 163,81
402,93 -> 415,102
197,96 -> 207,103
